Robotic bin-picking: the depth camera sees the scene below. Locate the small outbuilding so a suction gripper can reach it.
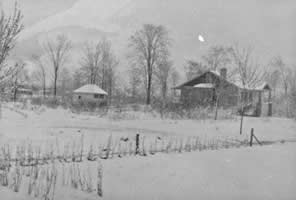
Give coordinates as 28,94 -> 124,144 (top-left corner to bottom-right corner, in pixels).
73,84 -> 108,103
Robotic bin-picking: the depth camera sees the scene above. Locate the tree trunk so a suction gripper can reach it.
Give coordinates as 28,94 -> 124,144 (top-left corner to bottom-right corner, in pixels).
54,70 -> 58,98
146,72 -> 152,105
160,82 -> 167,118
162,82 -> 167,104
0,99 -> 2,119
108,77 -> 112,105
43,79 -> 46,98
101,65 -> 106,90
214,96 -> 219,120
13,76 -> 18,102
284,85 -> 289,117
13,87 -> 17,102
239,90 -> 244,135
239,104 -> 244,135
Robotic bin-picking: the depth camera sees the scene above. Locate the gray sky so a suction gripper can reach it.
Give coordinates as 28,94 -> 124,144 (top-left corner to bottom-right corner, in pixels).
1,0 -> 295,65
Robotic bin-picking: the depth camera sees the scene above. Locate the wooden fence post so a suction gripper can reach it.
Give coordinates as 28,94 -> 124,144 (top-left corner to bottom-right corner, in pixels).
97,162 -> 103,197
250,128 -> 262,146
250,128 -> 254,147
135,134 -> 140,155
252,132 -> 262,146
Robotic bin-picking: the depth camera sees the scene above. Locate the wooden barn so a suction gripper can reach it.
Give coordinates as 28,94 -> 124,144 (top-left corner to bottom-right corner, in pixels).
174,68 -> 272,117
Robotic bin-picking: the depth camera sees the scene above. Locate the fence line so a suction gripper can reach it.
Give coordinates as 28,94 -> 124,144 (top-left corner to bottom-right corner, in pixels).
1,134 -> 250,168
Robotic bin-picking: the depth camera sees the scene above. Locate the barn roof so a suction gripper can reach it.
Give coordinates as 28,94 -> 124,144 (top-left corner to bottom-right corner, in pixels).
73,84 -> 108,95
175,70 -> 271,91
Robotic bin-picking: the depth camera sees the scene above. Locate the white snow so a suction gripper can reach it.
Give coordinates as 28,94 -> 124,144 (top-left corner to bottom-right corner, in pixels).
74,84 -> 108,95
0,104 -> 296,199
194,83 -> 214,88
102,144 -> 296,200
1,143 -> 296,200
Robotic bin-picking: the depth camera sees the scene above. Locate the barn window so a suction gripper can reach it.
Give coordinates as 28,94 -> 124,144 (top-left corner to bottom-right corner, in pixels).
94,94 -> 105,99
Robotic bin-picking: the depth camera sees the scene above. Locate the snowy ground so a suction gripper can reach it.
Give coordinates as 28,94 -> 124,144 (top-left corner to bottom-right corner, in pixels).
2,144 -> 296,200
103,144 -> 296,200
0,104 -> 296,199
1,104 -> 296,143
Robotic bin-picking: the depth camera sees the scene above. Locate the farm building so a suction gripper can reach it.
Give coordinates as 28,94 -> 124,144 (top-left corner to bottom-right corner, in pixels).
73,84 -> 108,103
174,68 -> 272,117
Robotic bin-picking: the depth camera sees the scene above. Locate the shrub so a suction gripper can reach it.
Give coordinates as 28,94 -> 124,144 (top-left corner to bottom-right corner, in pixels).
151,101 -> 235,120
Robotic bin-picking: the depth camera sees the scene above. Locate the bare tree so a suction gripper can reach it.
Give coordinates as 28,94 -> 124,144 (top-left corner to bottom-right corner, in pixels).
170,67 -> 180,97
0,3 -> 23,84
202,45 -> 232,71
31,54 -> 46,98
202,45 -> 233,120
80,42 -> 102,84
128,24 -> 170,105
0,3 -> 23,118
289,66 -> 296,117
269,56 -> 290,96
11,61 -> 28,102
100,39 -> 118,104
184,60 -> 207,80
128,64 -> 143,101
73,69 -> 84,89
59,68 -> 73,100
269,56 -> 291,117
155,58 -> 173,104
44,35 -> 72,97
155,58 -> 173,117
80,39 -> 118,103
231,45 -> 263,134
265,67 -> 280,98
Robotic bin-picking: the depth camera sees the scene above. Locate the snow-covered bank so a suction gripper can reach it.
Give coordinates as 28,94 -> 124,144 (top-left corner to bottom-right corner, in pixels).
1,144 -> 296,200
1,105 -> 296,199
102,144 -> 296,200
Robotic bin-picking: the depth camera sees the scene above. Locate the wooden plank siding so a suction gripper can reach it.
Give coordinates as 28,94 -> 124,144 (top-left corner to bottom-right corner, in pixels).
180,72 -> 240,108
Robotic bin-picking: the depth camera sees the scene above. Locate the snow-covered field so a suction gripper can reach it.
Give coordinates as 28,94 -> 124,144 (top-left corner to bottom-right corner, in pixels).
1,103 -> 296,143
1,103 -> 296,199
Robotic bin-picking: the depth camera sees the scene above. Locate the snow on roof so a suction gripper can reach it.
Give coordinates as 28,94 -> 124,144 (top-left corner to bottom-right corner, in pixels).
175,70 -> 271,91
194,83 -> 215,88
73,84 -> 108,95
210,70 -> 270,91
209,70 -> 221,77
255,82 -> 271,90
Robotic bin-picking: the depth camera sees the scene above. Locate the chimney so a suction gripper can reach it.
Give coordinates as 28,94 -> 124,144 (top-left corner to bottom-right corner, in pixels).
220,68 -> 227,79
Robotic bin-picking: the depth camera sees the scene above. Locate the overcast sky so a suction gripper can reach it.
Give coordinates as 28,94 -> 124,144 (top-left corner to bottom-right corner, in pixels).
1,0 -> 295,65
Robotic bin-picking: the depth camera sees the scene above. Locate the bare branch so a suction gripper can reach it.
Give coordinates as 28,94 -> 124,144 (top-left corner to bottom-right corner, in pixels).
0,2 -> 23,85
43,35 -> 72,97
128,24 -> 171,105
